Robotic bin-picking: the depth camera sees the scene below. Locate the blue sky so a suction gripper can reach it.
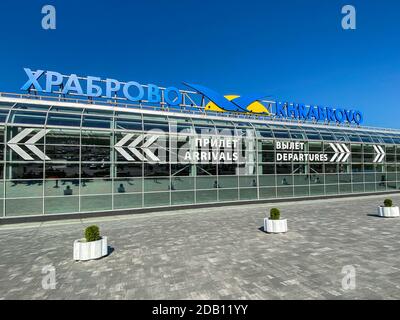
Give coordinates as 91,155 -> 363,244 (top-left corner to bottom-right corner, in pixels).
0,0 -> 399,128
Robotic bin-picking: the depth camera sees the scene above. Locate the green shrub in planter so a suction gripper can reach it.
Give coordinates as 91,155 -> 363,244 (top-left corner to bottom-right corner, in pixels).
85,225 -> 101,242
270,208 -> 281,220
384,199 -> 393,207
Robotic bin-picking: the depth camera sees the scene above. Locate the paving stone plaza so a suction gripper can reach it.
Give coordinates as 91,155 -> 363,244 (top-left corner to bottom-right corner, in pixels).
1,194 -> 400,300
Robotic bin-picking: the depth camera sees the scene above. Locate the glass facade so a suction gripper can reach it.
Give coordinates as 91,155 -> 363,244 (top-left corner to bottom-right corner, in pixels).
1,99 -> 400,218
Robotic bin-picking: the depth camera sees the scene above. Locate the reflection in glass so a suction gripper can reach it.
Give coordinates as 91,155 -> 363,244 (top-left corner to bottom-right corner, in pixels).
1,103 -> 400,218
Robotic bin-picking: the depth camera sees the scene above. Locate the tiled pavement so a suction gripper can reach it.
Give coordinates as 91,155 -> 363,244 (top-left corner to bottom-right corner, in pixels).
1,194 -> 400,299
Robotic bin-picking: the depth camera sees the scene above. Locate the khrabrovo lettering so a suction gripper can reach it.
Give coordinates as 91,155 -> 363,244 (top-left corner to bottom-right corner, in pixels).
21,68 -> 182,105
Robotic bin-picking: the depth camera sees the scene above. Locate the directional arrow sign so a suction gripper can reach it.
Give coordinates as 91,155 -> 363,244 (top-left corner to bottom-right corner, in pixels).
115,133 -> 135,161
26,129 -> 51,160
8,128 -> 50,160
141,135 -> 160,162
377,146 -> 385,162
341,144 -> 351,162
329,143 -> 351,163
114,134 -> 160,162
330,143 -> 339,162
373,145 -> 385,163
8,128 -> 36,160
128,135 -> 146,161
336,144 -> 346,162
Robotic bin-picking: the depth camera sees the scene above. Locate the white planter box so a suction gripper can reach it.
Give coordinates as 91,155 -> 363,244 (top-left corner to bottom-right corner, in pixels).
264,218 -> 288,233
378,206 -> 400,218
73,236 -> 108,261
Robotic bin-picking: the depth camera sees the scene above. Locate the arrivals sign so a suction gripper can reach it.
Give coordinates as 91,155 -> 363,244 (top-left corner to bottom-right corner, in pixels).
21,68 -> 363,125
184,138 -> 239,162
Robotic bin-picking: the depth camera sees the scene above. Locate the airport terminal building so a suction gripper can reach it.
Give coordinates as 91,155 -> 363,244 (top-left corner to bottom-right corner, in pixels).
0,69 -> 399,220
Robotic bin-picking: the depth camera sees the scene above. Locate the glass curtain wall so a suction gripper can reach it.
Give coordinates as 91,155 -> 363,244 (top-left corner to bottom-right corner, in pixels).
0,101 -> 400,218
